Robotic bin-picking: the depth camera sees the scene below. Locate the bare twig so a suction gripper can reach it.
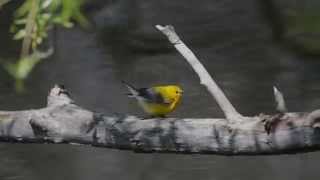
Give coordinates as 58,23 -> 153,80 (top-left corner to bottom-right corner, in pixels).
273,86 -> 287,113
155,25 -> 244,122
20,0 -> 38,58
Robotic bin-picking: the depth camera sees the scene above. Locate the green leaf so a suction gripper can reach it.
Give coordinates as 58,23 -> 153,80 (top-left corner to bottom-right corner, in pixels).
62,21 -> 73,28
15,56 -> 41,79
3,62 -> 18,79
36,36 -> 42,44
14,18 -> 28,25
41,0 -> 53,9
48,0 -> 61,12
13,29 -> 26,40
3,53 -> 45,80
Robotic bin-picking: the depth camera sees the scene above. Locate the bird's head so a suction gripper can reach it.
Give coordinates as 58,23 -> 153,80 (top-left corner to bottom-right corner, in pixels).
166,85 -> 183,100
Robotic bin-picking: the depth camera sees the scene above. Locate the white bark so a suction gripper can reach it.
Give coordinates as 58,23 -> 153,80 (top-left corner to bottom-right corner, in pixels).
273,86 -> 287,113
0,86 -> 320,155
155,25 -> 244,122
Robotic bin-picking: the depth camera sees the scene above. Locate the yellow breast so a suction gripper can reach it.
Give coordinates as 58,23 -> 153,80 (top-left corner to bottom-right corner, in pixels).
140,85 -> 182,116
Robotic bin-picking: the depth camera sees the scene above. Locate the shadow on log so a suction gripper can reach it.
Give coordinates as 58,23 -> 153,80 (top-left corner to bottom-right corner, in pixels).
1,25 -> 320,155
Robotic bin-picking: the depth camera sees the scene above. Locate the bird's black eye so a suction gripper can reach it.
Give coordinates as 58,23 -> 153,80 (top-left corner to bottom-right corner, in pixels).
176,91 -> 179,94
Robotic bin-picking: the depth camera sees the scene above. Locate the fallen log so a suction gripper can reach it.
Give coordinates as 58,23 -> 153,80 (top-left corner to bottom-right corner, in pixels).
0,25 -> 320,155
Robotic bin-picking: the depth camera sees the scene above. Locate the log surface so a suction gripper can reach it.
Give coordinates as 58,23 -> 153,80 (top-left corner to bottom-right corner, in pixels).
0,85 -> 320,155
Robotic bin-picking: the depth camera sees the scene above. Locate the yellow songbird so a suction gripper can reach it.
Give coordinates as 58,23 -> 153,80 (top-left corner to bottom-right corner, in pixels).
122,81 -> 183,118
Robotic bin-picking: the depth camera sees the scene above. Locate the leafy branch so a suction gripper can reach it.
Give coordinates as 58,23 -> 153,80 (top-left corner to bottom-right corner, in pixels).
1,0 -> 88,92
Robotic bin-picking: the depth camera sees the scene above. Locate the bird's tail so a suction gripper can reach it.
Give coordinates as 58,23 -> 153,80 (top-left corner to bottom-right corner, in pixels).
121,80 -> 139,98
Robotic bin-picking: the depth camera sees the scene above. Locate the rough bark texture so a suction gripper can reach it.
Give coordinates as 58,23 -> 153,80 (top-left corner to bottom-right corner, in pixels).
1,85 -> 320,155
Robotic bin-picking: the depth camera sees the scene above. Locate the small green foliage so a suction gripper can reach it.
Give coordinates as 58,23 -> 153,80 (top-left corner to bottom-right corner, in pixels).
1,0 -> 88,92
4,55 -> 41,80
10,0 -> 89,51
2,48 -> 53,92
3,56 -> 41,92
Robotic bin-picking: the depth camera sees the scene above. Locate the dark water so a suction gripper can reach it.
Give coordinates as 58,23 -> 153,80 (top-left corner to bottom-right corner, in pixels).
1,0 -> 320,180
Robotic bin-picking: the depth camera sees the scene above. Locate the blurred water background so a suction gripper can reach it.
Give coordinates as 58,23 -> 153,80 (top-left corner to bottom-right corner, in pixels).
1,0 -> 320,180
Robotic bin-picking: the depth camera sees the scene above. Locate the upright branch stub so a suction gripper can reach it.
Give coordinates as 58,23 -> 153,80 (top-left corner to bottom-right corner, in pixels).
155,25 -> 244,122
273,86 -> 287,113
47,84 -> 74,107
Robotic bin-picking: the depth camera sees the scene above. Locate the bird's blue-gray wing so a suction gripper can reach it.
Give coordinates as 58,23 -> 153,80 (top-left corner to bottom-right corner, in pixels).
137,88 -> 169,104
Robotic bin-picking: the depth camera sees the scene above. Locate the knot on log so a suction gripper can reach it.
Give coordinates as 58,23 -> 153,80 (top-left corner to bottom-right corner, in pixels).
29,119 -> 49,137
47,84 -> 74,107
29,104 -> 95,138
308,110 -> 320,129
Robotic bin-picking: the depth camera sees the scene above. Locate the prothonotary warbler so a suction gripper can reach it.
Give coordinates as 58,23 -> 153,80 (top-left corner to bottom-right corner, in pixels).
122,81 -> 183,118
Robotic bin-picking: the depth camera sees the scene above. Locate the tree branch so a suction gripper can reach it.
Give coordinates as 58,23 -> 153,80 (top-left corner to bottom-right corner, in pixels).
155,25 -> 244,122
20,0 -> 39,58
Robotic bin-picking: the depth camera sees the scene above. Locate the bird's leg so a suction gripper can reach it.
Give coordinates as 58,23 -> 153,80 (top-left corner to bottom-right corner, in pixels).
141,115 -> 156,120
141,115 -> 167,120
158,115 -> 167,118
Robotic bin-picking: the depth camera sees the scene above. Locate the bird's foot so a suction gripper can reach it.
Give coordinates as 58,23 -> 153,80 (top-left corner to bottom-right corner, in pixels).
141,115 -> 167,120
158,115 -> 167,118
141,116 -> 151,120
